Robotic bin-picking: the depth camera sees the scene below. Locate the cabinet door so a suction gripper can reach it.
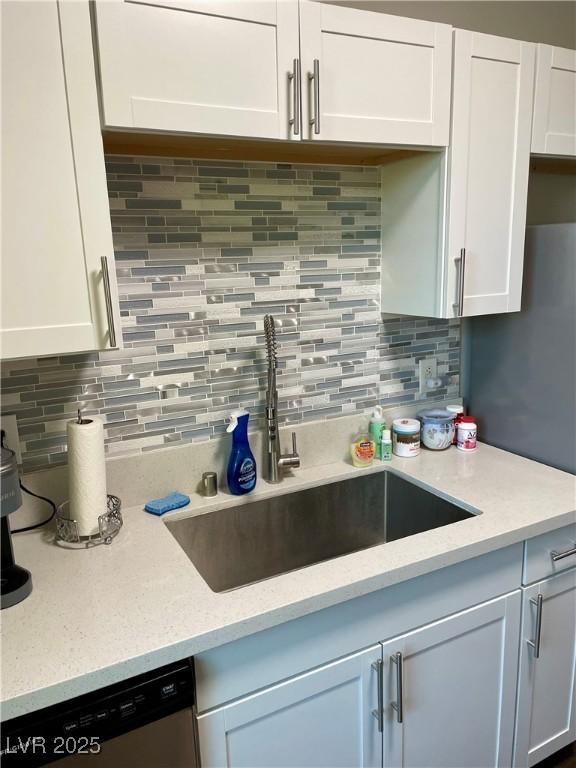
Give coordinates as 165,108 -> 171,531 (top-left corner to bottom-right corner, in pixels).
532,45 -> 576,156
198,645 -> 382,768
514,570 -> 576,767
1,1 -> 119,359
446,31 -> 535,317
299,1 -> 451,146
95,0 -> 300,140
381,592 -> 521,768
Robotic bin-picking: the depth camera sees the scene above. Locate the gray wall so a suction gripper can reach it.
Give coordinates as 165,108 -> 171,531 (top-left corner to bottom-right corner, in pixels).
324,1 -> 576,48
465,224 -> 576,474
527,174 -> 576,225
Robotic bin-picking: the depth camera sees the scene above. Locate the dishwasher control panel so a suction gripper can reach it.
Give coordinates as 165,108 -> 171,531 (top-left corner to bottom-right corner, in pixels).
1,658 -> 195,766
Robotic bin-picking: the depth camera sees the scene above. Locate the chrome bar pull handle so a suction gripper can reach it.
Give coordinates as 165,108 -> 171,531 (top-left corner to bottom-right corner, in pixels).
459,247 -> 467,316
551,545 -> 576,561
527,593 -> 544,658
288,58 -> 301,136
291,431 -> 298,455
371,660 -> 384,733
453,248 -> 466,317
309,59 -> 320,135
101,256 -> 117,348
391,652 -> 404,723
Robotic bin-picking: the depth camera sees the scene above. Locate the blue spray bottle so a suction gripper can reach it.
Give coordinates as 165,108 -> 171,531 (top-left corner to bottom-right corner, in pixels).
226,409 -> 257,495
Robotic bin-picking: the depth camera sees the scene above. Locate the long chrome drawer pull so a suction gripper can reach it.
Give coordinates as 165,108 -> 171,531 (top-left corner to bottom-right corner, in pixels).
527,593 -> 543,659
551,545 -> 576,561
288,58 -> 301,136
309,59 -> 320,135
453,247 -> 466,317
101,256 -> 117,348
391,652 -> 404,723
371,660 -> 384,733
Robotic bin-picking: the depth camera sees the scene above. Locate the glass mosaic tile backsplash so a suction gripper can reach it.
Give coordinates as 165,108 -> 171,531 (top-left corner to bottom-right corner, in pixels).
2,157 -> 460,472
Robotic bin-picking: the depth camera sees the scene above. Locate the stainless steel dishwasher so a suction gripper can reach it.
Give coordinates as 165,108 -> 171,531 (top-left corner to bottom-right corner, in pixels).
1,659 -> 200,767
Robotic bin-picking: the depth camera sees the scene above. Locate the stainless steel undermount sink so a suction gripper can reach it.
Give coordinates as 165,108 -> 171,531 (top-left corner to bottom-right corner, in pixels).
166,472 -> 479,593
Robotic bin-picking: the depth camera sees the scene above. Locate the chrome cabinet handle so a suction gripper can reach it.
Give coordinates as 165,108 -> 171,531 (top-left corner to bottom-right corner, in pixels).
527,593 -> 543,659
192,704 -> 202,768
101,256 -> 117,348
391,652 -> 404,723
288,58 -> 301,136
308,59 -> 320,135
371,660 -> 384,733
453,248 -> 466,317
551,545 -> 576,561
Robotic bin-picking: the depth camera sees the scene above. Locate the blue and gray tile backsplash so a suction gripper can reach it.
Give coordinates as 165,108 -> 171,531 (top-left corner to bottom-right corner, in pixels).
2,157 -> 460,472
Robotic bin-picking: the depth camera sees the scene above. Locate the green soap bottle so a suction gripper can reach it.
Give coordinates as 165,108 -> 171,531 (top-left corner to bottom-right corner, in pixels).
381,429 -> 393,461
369,405 -> 386,459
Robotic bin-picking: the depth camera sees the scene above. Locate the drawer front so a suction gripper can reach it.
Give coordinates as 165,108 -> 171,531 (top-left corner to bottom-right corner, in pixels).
523,524 -> 576,584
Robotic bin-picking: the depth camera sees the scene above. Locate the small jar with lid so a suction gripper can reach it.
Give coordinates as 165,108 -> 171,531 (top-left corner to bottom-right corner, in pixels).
417,409 -> 455,451
392,418 -> 420,458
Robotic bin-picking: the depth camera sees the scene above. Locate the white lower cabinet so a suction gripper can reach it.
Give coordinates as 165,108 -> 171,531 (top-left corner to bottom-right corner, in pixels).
514,569 -> 576,767
198,593 -> 521,768
198,645 -> 382,768
381,593 -> 521,768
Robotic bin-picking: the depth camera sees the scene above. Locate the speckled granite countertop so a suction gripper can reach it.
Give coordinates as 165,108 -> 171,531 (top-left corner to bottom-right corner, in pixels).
2,443 -> 575,721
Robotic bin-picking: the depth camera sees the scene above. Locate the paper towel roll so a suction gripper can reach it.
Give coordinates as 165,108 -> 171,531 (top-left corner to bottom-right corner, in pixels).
67,416 -> 107,537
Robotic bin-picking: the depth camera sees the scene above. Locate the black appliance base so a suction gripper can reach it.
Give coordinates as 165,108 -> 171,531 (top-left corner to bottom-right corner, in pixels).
1,564 -> 32,609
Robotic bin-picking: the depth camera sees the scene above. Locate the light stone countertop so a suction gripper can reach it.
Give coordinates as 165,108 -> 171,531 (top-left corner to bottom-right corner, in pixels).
1,443 -> 575,721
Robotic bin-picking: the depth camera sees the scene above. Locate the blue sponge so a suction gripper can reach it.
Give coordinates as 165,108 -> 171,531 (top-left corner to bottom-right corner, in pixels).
144,492 -> 190,516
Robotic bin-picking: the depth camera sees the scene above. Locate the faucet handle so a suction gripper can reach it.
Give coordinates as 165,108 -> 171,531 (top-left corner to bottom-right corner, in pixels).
278,431 -> 300,471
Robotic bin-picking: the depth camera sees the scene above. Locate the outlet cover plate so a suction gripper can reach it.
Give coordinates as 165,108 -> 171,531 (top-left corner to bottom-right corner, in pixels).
0,414 -> 21,464
419,357 -> 438,395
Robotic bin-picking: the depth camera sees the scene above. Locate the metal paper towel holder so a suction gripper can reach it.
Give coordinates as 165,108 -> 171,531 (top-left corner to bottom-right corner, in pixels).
55,494 -> 123,548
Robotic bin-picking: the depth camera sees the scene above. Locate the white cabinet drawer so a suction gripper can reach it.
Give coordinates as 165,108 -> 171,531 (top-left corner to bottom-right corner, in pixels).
523,524 -> 576,584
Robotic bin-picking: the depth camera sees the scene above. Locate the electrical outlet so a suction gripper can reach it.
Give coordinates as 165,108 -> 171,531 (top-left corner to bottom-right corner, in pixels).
0,414 -> 22,464
419,357 -> 438,395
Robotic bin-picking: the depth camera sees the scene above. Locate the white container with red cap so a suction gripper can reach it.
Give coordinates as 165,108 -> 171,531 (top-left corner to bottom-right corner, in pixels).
457,416 -> 477,451
446,404 -> 464,444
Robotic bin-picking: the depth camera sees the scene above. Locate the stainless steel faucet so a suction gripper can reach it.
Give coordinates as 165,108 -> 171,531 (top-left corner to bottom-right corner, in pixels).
264,315 -> 300,483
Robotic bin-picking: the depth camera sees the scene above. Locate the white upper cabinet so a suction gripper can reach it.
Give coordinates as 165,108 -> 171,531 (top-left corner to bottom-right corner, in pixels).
299,1 -> 452,146
446,31 -> 536,317
531,45 -> 576,156
381,31 -> 535,319
94,0 -> 451,147
94,0 -> 300,140
1,1 -> 120,360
